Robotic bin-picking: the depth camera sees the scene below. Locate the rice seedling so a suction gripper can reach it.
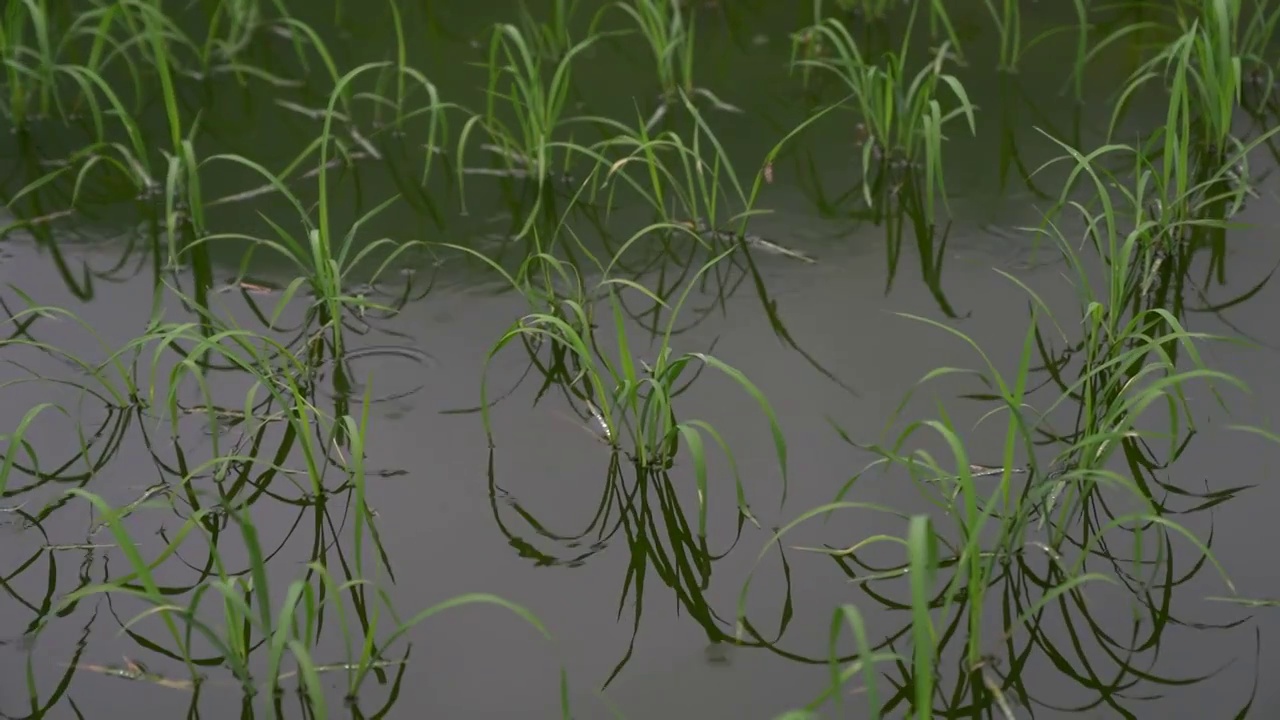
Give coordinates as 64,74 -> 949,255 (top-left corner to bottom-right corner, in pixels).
1090,1 -> 1280,311
789,3 -> 976,224
614,0 -> 696,106
192,0 -> 309,69
445,107 -> 806,512
0,62 -> 163,203
446,82 -> 832,323
982,0 -> 1022,72
752,268 -> 1246,717
0,0 -> 153,126
755,482 -> 1254,719
472,89 -> 855,402
514,0 -> 600,63
1082,49 -> 1275,310
0,0 -> 302,134
748,68 -> 1268,709
456,22 -> 613,239
805,0 -> 966,66
0,296 -> 146,420
611,0 -> 742,129
577,115 -> 752,245
0,0 -> 63,126
1240,0 -> 1280,107
584,88 -> 842,252
1052,0 -> 1166,103
1110,0 -> 1244,161
167,60 -> 451,369
468,245 -> 788,521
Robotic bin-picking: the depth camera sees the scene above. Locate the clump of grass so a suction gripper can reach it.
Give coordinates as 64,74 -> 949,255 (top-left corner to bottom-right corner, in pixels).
790,4 -> 976,224
456,22 -> 611,239
0,0 -> 315,132
462,246 -> 787,521
583,109 -> 755,241
1110,0 -> 1244,159
752,98 -> 1261,713
615,0 -> 696,104
819,0 -> 894,20
514,0 -> 598,62
450,92 -> 827,508
586,88 -> 841,249
1239,0 -> 1280,107
612,0 -> 742,129
982,0 -> 1022,72
176,61 -> 444,365
806,0 -> 966,64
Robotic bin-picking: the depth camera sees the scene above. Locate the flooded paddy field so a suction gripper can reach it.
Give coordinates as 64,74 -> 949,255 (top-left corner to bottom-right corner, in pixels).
2,0 -> 1280,717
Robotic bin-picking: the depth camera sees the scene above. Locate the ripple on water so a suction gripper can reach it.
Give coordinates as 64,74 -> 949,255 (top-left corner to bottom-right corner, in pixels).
315,344 -> 437,412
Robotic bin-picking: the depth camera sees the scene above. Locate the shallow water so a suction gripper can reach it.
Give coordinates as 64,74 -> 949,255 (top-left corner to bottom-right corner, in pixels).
3,1 -> 1280,718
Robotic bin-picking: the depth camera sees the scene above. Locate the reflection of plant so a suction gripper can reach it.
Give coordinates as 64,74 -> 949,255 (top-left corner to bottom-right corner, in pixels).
487,449 -> 795,687
788,118 -> 967,319
753,498 -> 1254,719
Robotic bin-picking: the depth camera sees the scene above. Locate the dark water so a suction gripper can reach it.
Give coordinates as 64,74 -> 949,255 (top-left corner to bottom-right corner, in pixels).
2,1 -> 1280,718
